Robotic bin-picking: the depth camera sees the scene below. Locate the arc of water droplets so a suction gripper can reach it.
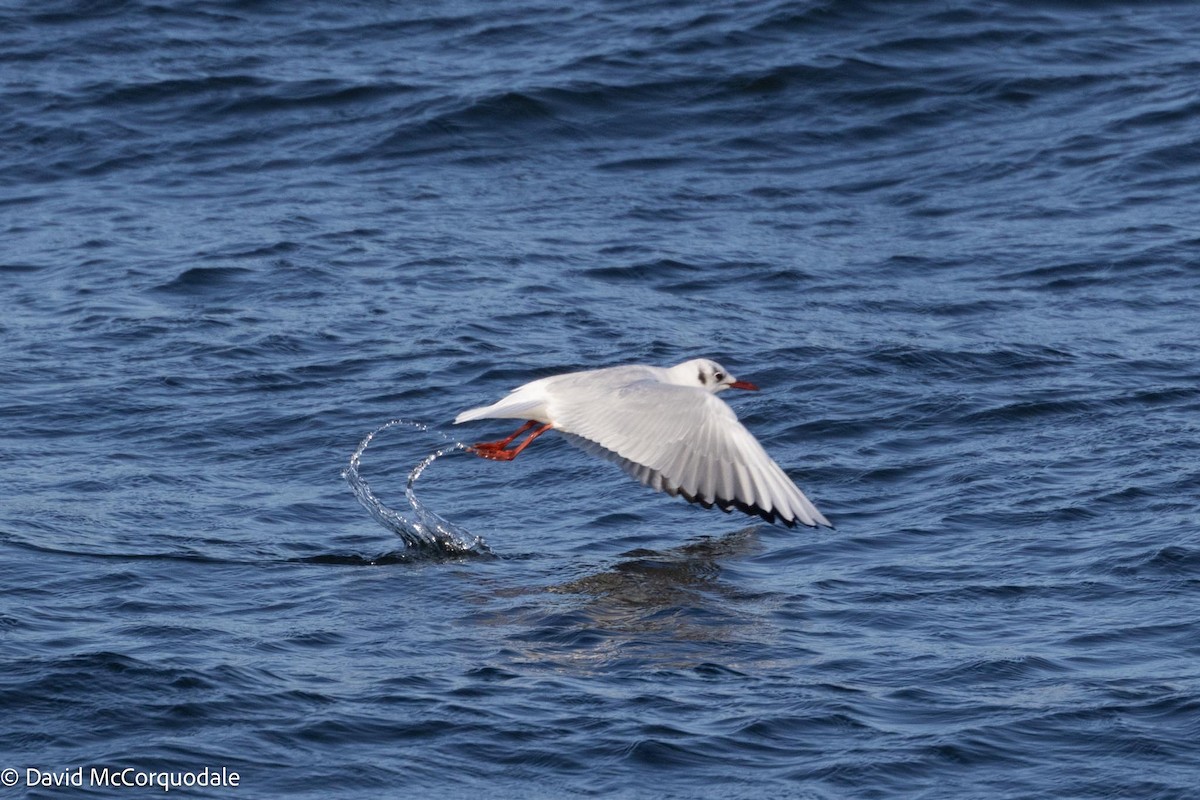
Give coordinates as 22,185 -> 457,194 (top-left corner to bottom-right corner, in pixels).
343,419 -> 489,555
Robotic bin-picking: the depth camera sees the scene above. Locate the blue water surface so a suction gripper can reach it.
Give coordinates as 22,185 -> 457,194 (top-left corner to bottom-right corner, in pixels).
2,1 -> 1199,798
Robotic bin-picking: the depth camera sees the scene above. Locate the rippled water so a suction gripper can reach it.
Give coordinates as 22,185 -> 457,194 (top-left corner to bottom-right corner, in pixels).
3,1 -> 1199,797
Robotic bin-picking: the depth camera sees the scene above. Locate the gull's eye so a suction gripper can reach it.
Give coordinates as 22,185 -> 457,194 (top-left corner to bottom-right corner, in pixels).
714,371 -> 725,381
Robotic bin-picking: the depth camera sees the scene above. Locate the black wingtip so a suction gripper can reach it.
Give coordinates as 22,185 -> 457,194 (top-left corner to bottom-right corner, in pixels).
675,488 -> 825,529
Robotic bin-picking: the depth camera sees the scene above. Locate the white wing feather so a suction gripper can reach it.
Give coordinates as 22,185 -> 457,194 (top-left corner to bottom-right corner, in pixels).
549,375 -> 830,528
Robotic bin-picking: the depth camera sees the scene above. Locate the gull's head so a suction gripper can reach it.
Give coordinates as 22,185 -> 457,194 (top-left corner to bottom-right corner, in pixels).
668,358 -> 759,394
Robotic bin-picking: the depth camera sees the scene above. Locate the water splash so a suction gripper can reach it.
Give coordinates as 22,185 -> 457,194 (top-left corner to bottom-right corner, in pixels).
343,419 -> 490,556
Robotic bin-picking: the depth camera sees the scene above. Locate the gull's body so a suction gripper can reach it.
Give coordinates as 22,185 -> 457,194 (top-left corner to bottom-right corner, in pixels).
454,358 -> 831,528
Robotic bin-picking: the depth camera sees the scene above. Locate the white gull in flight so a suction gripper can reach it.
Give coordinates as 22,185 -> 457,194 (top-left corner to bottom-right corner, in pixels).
454,358 -> 832,528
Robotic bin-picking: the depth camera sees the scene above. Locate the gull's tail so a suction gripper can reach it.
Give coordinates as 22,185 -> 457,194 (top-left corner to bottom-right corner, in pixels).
454,380 -> 550,424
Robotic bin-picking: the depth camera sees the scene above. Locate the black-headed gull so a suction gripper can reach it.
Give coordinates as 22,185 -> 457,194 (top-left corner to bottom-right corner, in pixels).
454,358 -> 831,528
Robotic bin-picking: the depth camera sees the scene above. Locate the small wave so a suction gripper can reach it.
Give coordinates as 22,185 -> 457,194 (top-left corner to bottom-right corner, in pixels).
342,419 -> 489,557
152,265 -> 254,294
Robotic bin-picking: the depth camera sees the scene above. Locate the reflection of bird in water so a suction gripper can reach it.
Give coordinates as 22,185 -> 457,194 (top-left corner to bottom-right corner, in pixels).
552,526 -> 763,605
531,528 -> 776,670
455,358 -> 832,528
460,527 -> 784,673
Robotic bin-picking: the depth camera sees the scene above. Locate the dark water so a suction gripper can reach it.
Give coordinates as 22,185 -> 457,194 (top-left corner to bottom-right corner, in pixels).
3,1 -> 1199,797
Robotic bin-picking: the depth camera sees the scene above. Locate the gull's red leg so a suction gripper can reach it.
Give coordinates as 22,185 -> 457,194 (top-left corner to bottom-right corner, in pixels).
471,420 -> 538,455
471,422 -> 553,461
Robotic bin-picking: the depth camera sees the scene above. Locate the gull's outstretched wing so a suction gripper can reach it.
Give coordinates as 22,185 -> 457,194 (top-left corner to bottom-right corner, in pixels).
549,376 -> 831,528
